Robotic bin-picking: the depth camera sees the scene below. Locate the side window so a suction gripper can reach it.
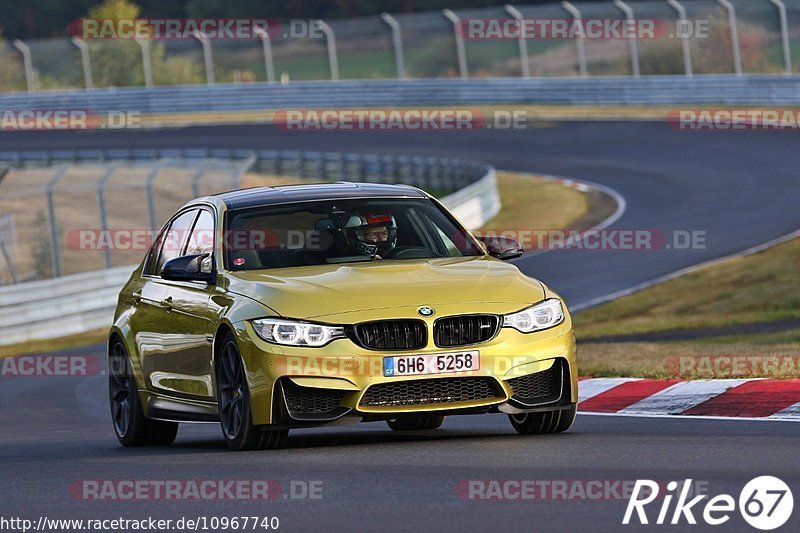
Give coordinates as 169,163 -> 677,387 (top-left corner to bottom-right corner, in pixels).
186,210 -> 215,256
143,229 -> 166,276
153,210 -> 199,275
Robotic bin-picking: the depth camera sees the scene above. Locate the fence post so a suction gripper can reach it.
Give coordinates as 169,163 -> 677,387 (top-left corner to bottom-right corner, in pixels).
70,37 -> 94,89
769,0 -> 792,75
318,21 -> 340,81
135,38 -> 153,88
193,31 -> 215,84
667,0 -> 693,77
561,2 -> 588,78
96,166 -> 118,270
0,169 -> 15,284
443,9 -> 469,79
254,28 -> 276,83
717,0 -> 742,75
504,5 -> 530,78
232,153 -> 257,190
145,164 -> 162,232
12,40 -> 35,93
614,0 -> 640,77
45,165 -> 69,278
381,13 -> 406,79
190,168 -> 205,199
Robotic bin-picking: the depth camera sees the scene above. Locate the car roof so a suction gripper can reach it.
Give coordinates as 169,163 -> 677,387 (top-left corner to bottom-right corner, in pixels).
219,181 -> 429,210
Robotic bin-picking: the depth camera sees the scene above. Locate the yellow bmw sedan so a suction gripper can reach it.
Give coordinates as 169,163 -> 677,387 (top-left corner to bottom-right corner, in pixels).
109,182 -> 578,450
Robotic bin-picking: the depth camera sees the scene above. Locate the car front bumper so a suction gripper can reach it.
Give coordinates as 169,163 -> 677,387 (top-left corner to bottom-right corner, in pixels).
233,318 -> 578,426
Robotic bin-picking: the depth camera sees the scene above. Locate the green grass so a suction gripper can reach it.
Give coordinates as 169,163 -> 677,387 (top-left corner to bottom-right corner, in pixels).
576,236 -> 800,378
0,329 -> 107,358
481,171 -> 590,232
578,341 -> 800,379
575,237 -> 800,339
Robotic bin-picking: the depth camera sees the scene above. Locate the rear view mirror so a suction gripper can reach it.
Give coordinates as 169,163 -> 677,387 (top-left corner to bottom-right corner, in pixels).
474,235 -> 524,260
161,253 -> 216,284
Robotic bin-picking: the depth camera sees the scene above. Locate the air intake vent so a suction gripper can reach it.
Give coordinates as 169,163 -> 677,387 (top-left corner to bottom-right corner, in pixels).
506,360 -> 563,406
359,377 -> 504,408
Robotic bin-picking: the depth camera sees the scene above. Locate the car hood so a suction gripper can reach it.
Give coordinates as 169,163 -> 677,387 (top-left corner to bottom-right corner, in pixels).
225,256 -> 546,320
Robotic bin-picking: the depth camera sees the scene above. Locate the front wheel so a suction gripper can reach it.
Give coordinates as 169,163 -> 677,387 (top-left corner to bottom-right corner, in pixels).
216,335 -> 288,451
109,339 -> 178,447
508,404 -> 576,435
387,415 -> 445,431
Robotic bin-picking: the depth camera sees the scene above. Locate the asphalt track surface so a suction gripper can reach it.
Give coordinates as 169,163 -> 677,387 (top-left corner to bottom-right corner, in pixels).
2,122 -> 800,532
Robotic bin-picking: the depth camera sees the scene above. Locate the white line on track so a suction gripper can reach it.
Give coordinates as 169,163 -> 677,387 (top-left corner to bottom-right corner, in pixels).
578,412 -> 800,422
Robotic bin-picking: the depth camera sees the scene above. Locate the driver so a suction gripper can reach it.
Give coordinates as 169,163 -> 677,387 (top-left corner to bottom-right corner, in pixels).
344,212 -> 397,259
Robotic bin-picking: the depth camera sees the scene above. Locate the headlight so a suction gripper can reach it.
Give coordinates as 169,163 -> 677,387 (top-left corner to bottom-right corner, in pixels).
252,318 -> 345,347
502,299 -> 565,333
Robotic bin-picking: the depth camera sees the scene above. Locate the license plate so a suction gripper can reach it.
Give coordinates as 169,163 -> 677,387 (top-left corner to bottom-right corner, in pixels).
383,351 -> 479,377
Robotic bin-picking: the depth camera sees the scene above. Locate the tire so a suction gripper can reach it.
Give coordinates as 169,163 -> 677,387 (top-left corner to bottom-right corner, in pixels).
387,415 -> 445,431
109,339 -> 178,447
216,334 -> 288,451
508,404 -> 577,435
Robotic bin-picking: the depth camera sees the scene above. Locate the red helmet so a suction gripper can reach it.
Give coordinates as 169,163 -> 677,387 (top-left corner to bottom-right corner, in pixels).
344,212 -> 397,258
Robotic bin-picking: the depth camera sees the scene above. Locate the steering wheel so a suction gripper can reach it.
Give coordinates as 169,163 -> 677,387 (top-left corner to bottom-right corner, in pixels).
384,246 -> 439,260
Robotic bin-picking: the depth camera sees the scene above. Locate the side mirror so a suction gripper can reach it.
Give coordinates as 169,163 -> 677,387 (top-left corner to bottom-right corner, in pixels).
474,235 -> 524,260
161,253 -> 216,284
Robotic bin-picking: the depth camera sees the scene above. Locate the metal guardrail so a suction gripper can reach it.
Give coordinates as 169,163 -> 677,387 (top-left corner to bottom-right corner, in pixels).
2,0 -> 798,92
0,75 -> 799,110
0,149 -> 498,347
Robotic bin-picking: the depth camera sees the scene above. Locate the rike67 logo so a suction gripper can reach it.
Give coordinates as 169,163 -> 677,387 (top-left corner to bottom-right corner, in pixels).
624,477 -> 793,530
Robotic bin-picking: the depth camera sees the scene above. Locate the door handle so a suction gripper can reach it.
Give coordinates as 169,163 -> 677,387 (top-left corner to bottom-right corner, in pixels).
160,296 -> 173,310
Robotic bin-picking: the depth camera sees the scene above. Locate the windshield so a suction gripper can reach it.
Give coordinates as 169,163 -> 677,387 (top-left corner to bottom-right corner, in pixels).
224,198 -> 483,271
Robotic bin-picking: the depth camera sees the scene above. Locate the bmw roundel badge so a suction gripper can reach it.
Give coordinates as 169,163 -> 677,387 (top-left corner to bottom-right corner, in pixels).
418,306 -> 435,317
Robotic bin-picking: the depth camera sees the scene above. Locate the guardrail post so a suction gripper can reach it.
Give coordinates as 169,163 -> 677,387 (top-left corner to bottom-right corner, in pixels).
504,5 -> 530,78
145,164 -> 162,232
45,165 -> 69,278
193,31 -> 215,85
231,153 -> 256,190
667,0 -> 693,77
0,169 -> 16,283
561,2 -> 588,78
443,9 -> 469,79
717,0 -> 742,75
614,0 -> 640,77
769,0 -> 792,75
12,39 -> 35,93
318,21 -> 340,81
135,38 -> 153,88
190,168 -> 205,199
96,166 -> 118,270
70,37 -> 94,89
381,13 -> 406,79
254,28 -> 276,83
